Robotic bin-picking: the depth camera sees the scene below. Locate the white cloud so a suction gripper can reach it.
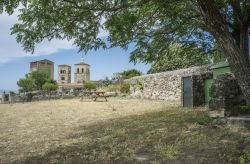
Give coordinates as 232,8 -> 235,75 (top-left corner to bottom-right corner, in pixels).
0,10 -> 109,63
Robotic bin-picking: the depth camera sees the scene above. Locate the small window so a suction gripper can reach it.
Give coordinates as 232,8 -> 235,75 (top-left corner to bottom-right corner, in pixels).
77,68 -> 79,73
61,70 -> 66,74
61,77 -> 65,80
82,68 -> 84,73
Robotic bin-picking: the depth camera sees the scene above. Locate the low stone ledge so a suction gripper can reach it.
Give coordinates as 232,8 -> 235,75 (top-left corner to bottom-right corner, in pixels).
227,116 -> 250,127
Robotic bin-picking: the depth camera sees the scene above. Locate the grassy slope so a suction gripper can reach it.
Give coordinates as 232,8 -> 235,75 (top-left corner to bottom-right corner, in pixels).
15,107 -> 250,164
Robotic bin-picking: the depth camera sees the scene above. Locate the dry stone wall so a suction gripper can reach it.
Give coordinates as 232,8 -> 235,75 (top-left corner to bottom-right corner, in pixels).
125,66 -> 211,101
209,73 -> 246,116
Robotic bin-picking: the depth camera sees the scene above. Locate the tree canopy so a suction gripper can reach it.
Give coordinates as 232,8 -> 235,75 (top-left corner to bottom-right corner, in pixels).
30,70 -> 50,90
17,76 -> 35,93
42,81 -> 58,92
148,43 -> 209,73
118,69 -> 142,80
1,0 -> 250,101
84,82 -> 97,90
17,71 -> 53,92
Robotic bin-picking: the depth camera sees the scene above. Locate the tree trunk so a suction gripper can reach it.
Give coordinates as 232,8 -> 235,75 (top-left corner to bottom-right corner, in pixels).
196,0 -> 250,103
215,33 -> 250,103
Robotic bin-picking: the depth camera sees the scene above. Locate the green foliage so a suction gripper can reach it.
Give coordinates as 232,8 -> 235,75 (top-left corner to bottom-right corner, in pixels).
17,71 -> 53,92
1,0 -> 212,62
148,43 -> 209,73
244,136 -> 250,144
84,82 -> 97,90
212,43 -> 225,64
97,77 -> 114,87
118,69 -> 142,80
239,135 -> 250,163
102,84 -> 118,92
239,149 -> 250,164
120,83 -> 130,94
2,1 -> 250,99
42,82 -> 58,92
9,91 -> 16,96
238,103 -> 250,114
47,79 -> 58,85
30,71 -> 50,90
17,76 -> 35,93
132,81 -> 144,90
197,112 -> 213,125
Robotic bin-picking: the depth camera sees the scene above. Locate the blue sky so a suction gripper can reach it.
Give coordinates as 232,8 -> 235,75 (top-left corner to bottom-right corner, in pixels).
0,11 -> 150,91
0,47 -> 150,92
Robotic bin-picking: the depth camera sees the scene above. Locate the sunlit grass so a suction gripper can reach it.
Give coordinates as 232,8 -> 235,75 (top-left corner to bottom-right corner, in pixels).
0,99 -> 249,163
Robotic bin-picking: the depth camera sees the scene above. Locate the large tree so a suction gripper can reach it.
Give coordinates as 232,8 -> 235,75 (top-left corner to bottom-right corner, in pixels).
1,0 -> 250,102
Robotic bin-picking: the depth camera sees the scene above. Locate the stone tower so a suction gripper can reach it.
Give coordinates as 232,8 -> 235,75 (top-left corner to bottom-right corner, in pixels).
74,59 -> 90,84
30,59 -> 54,80
58,65 -> 71,84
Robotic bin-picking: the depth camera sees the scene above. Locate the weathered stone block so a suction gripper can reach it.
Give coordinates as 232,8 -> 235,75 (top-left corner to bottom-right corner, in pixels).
209,73 -> 246,116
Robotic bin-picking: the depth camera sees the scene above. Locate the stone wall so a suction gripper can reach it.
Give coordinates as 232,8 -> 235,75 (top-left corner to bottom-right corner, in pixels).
5,91 -> 77,103
209,73 -> 246,116
0,94 -> 3,103
125,65 -> 211,101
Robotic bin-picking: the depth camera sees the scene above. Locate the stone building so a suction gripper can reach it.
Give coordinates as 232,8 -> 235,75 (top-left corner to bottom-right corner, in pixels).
58,65 -> 71,84
30,59 -> 54,80
74,59 -> 90,84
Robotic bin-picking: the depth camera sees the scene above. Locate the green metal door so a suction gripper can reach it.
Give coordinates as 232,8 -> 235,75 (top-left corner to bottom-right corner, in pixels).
204,79 -> 213,105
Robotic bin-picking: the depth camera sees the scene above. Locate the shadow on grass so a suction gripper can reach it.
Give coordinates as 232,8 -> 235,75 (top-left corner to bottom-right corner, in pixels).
14,108 -> 248,164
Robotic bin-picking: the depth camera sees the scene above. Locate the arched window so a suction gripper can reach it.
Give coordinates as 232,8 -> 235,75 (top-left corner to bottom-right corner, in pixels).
82,68 -> 84,73
77,68 -> 79,73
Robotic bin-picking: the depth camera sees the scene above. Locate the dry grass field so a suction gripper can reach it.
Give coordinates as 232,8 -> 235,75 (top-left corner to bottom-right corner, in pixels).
0,98 -> 249,163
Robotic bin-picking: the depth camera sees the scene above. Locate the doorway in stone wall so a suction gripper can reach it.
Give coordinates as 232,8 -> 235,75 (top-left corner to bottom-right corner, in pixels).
183,76 -> 193,108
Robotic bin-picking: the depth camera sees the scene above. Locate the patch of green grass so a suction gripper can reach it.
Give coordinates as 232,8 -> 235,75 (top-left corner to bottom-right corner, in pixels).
244,135 -> 250,144
238,135 -> 250,164
196,112 -> 213,125
239,149 -> 250,164
15,107 -> 250,163
239,103 -> 250,114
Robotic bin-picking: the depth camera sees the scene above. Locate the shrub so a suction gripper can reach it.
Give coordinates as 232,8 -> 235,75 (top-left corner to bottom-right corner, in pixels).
42,82 -> 58,100
239,103 -> 250,114
120,83 -> 130,94
84,82 -> 97,90
101,84 -> 119,92
116,69 -> 142,80
42,82 -> 58,92
197,112 -> 213,125
17,76 -> 35,93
